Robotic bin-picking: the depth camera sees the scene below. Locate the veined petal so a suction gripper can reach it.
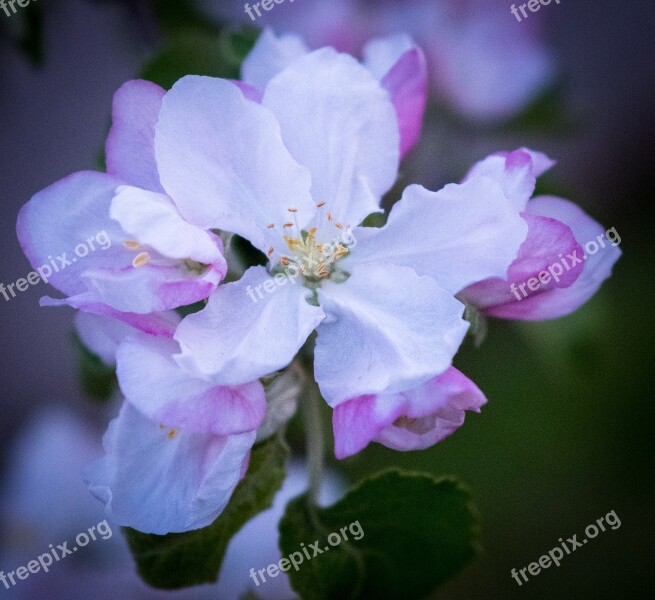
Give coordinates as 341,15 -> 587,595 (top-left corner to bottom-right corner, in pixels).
464,148 -> 556,212
105,79 -> 166,193
174,266 -> 326,385
116,336 -> 266,435
345,177 -> 528,295
486,196 -> 621,320
16,171 -> 129,297
333,367 -> 486,458
85,402 -> 255,534
241,28 -> 309,90
154,75 -> 314,255
263,48 -> 400,228
315,263 -> 469,407
364,35 -> 428,159
110,185 -> 226,268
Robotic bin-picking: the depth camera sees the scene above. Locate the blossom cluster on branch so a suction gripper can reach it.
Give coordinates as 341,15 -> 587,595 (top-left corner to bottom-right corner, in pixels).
16,30 -> 619,535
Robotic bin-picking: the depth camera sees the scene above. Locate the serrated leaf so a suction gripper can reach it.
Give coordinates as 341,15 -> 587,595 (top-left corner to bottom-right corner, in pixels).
124,433 -> 289,589
279,470 -> 480,600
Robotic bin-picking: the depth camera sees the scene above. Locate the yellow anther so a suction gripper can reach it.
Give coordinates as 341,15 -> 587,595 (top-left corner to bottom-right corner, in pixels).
283,222 -> 294,228
316,202 -> 327,208
267,223 -> 275,229
333,244 -> 349,260
267,246 -> 275,257
132,252 -> 151,268
287,208 -> 298,213
167,428 -> 178,439
123,240 -> 140,250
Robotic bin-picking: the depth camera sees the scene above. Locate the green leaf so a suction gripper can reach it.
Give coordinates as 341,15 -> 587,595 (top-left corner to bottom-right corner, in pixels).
124,433 -> 289,590
73,334 -> 117,403
279,470 -> 480,600
151,0 -> 221,36
140,27 -> 260,90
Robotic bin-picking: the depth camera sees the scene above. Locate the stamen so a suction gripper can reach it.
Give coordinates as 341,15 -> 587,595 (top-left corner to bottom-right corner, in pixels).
316,202 -> 327,208
132,252 -> 151,268
267,223 -> 275,229
267,246 -> 275,257
167,428 -> 178,439
283,223 -> 294,228
123,240 -> 140,250
287,208 -> 298,213
335,223 -> 343,230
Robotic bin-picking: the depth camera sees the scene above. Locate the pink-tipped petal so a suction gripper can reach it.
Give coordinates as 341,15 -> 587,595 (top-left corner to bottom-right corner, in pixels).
364,35 -> 428,158
105,80 -> 166,193
333,368 -> 486,459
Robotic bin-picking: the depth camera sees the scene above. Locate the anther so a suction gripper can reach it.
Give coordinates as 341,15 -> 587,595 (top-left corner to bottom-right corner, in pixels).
132,252 -> 151,268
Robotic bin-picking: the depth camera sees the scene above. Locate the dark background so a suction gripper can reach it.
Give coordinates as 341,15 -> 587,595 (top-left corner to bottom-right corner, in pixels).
1,1 -> 653,598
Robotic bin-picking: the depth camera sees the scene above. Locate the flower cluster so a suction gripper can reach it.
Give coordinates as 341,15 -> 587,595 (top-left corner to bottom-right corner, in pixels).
17,31 -> 619,535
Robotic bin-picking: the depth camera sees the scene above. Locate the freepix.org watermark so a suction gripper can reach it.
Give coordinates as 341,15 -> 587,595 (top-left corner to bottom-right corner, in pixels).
511,509 -> 621,586
244,0 -> 296,22
510,0 -> 561,23
510,226 -> 621,301
1,0 -> 38,19
248,520 -> 364,588
1,230 -> 111,302
0,520 -> 113,590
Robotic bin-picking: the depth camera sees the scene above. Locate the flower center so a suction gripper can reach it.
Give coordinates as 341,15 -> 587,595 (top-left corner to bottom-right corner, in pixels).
269,204 -> 355,284
282,227 -> 350,281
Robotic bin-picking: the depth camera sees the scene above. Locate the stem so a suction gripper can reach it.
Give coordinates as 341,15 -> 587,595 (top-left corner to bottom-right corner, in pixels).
302,379 -> 325,505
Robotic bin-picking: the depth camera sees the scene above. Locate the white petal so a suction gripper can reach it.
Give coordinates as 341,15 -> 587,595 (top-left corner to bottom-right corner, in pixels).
241,28 -> 309,90
155,75 -> 314,254
315,263 -> 469,406
174,266 -> 326,385
345,178 -> 528,295
86,402 -> 255,534
110,186 -> 224,265
263,48 -> 400,227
